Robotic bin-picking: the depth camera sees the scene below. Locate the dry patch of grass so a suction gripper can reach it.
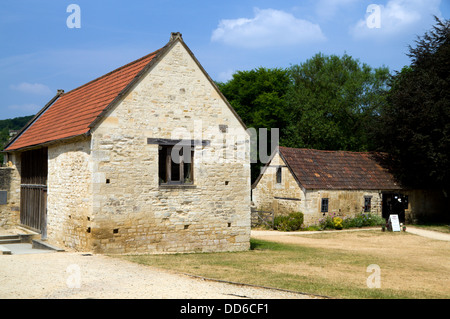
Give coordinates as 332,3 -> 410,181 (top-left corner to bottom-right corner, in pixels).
119,230 -> 450,299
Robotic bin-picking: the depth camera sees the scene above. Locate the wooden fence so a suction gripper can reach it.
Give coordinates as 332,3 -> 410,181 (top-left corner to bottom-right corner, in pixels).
251,208 -> 274,229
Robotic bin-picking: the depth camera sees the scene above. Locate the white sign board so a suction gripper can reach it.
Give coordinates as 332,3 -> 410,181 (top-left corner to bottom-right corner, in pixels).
389,214 -> 401,232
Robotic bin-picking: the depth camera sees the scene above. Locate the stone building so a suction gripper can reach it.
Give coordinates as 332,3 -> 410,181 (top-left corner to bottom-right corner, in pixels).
252,146 -> 446,225
1,33 -> 251,254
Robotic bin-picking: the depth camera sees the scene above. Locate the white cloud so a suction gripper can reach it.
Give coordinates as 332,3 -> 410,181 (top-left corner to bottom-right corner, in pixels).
350,0 -> 442,39
211,8 -> 326,49
10,82 -> 52,95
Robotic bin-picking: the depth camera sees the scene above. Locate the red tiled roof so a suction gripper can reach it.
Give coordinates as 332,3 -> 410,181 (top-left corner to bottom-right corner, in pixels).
5,49 -> 161,151
279,146 -> 401,190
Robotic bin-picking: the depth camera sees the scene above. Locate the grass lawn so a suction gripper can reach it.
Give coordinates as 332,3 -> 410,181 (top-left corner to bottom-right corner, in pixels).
118,230 -> 450,299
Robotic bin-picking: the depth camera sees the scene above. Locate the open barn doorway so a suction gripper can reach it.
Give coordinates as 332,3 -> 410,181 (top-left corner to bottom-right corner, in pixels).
382,192 -> 408,223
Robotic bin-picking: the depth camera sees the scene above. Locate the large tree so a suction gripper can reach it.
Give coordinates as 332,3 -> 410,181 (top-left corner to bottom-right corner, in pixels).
374,17 -> 450,195
216,67 -> 290,132
285,53 -> 390,151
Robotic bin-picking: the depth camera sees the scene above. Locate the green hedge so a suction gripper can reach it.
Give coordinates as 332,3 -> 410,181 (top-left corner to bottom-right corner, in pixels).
274,212 -> 304,231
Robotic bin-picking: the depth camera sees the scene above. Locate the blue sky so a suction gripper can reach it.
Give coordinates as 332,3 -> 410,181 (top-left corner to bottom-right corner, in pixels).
0,0 -> 448,120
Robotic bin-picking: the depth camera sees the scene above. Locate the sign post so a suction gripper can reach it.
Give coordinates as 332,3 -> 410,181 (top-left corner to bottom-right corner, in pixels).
388,214 -> 401,232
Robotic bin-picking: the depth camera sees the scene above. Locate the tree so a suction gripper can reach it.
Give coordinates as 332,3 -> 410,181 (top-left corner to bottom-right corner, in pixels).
217,68 -> 291,182
0,115 -> 34,164
374,17 -> 450,195
216,67 -> 290,133
285,53 -> 390,151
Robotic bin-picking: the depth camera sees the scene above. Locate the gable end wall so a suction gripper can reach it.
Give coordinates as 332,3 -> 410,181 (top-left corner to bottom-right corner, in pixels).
88,41 -> 251,253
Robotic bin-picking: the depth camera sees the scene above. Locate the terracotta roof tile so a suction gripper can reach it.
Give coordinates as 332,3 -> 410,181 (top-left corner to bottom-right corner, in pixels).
279,146 -> 401,190
5,48 -> 161,151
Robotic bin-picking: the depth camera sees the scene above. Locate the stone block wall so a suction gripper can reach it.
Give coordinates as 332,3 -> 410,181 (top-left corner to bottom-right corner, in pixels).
47,138 -> 93,250
303,189 -> 382,225
0,161 -> 21,228
252,152 -> 303,215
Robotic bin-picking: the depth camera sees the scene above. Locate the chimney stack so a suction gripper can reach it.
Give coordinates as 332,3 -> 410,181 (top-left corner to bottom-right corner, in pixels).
170,32 -> 183,41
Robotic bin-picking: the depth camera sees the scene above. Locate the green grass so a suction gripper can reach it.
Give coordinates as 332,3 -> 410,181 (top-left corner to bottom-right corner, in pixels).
117,236 -> 448,299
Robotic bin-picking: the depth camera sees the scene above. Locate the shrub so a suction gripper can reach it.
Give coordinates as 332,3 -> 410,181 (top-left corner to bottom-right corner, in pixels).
333,217 -> 343,230
274,212 -> 304,231
319,212 -> 339,230
342,213 -> 386,228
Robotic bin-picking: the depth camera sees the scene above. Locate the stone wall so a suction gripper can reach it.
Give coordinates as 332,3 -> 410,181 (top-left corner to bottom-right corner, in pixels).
404,189 -> 449,223
0,160 -> 21,228
252,152 -> 303,215
85,41 -> 250,254
303,189 -> 382,225
47,138 -> 93,250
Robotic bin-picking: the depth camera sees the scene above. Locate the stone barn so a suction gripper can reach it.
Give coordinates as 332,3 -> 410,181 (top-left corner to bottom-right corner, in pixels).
252,146 -> 446,225
1,33 -> 251,254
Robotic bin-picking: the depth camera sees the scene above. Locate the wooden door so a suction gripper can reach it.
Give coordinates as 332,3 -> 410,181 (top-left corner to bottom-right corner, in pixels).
20,148 -> 48,238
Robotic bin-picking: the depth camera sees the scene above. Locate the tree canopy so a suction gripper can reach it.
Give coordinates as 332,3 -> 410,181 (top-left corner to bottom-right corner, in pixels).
284,53 -> 390,151
373,17 -> 450,193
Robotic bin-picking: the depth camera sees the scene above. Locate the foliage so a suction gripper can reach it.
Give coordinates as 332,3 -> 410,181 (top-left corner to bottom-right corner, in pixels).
318,212 -> 385,230
284,53 -> 390,152
216,68 -> 290,182
0,115 -> 34,163
274,212 -> 304,231
372,17 -> 450,196
218,57 -> 390,183
333,217 -> 343,230
216,67 -> 290,132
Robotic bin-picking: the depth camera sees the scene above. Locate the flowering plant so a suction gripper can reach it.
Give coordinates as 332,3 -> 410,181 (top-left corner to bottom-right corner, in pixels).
332,217 -> 343,230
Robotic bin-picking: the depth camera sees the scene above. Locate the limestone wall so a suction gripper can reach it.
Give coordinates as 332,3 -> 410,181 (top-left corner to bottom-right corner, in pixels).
47,138 -> 93,250
0,157 -> 21,228
303,189 -> 382,225
252,152 -> 303,216
404,189 -> 449,223
87,41 -> 251,254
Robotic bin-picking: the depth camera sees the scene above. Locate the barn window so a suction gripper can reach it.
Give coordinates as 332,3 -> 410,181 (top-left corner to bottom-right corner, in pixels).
276,166 -> 282,184
364,196 -> 372,212
158,144 -> 194,185
321,198 -> 329,214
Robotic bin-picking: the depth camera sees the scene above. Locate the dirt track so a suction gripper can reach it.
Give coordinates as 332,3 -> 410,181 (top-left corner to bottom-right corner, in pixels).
0,251 -> 315,299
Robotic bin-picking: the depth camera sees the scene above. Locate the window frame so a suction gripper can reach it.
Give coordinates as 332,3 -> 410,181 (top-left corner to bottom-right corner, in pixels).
276,166 -> 282,184
364,196 -> 372,213
159,144 -> 194,185
321,198 -> 329,214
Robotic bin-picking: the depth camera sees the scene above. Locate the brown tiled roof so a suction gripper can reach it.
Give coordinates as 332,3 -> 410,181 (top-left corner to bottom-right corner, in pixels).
279,146 -> 401,190
4,49 -> 162,151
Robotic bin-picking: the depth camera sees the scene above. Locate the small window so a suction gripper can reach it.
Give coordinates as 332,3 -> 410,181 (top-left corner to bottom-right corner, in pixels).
364,196 -> 372,212
321,198 -> 329,214
159,145 -> 194,185
276,166 -> 282,184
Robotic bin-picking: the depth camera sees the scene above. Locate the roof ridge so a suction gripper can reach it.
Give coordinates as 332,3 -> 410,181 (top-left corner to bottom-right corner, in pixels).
279,146 -> 374,155
61,48 -> 163,97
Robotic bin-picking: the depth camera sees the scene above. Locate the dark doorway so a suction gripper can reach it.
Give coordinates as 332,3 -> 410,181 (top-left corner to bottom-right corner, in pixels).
382,193 -> 408,223
20,148 -> 48,238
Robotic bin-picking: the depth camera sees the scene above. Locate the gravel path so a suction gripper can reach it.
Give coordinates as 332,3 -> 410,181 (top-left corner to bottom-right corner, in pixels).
0,251 -> 316,299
